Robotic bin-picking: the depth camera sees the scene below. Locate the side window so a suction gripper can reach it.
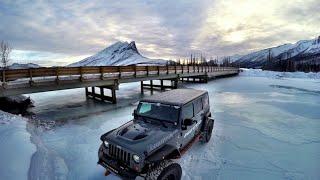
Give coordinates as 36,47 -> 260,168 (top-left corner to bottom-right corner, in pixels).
138,102 -> 152,114
203,94 -> 209,108
194,98 -> 203,114
182,103 -> 193,119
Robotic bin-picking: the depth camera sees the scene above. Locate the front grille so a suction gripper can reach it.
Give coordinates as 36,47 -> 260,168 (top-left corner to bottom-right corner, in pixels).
109,144 -> 131,166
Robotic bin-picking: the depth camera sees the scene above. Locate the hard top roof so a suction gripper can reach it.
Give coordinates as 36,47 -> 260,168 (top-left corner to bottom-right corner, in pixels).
141,89 -> 207,106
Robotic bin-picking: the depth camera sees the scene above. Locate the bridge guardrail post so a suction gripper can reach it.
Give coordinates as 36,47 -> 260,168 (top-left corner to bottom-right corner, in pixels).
134,65 -> 137,78
118,66 -> 122,78
80,67 -> 84,82
55,67 -> 60,84
1,70 -> 6,88
28,69 -> 34,86
99,66 -> 104,80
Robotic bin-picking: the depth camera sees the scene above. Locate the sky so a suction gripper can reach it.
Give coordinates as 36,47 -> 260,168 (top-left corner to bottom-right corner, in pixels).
0,0 -> 319,66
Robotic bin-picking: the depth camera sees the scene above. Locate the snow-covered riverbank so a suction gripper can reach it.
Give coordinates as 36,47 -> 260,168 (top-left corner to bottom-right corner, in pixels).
240,68 -> 320,79
0,111 -> 36,180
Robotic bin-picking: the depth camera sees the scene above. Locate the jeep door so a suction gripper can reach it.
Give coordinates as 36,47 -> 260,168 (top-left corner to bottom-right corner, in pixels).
180,98 -> 203,148
193,97 -> 204,134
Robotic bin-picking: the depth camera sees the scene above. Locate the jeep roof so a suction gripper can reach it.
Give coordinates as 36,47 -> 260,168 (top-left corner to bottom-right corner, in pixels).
141,89 -> 207,106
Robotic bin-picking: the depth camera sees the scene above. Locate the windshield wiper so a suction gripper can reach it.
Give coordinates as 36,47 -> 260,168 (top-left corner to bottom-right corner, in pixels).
143,116 -> 169,128
139,115 -> 150,123
138,115 -> 168,128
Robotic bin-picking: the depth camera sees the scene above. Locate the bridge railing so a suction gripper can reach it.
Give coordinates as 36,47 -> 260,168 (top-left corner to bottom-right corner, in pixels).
0,65 -> 238,83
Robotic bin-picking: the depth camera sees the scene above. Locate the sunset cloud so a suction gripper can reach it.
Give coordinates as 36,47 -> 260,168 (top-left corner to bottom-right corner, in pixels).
0,0 -> 319,66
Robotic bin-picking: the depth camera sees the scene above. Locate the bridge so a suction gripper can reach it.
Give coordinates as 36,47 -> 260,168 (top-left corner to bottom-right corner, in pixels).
0,65 -> 239,103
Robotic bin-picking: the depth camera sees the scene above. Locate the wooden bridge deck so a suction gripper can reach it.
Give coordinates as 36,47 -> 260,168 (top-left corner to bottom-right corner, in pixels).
0,65 -> 239,97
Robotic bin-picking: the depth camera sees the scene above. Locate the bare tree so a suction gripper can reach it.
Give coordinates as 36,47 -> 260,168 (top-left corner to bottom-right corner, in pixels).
1,40 -> 12,69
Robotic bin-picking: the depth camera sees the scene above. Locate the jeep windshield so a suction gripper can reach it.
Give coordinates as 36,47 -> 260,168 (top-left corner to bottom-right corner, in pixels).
137,102 -> 180,124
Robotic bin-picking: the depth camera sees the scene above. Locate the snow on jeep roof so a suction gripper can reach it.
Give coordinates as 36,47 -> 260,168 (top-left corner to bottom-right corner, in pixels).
142,89 -> 207,106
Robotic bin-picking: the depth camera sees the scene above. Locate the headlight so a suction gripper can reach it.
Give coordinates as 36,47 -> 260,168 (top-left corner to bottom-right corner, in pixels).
103,141 -> 109,147
133,154 -> 140,163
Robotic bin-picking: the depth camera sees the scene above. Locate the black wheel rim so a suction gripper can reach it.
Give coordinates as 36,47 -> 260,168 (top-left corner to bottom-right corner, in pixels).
164,174 -> 176,180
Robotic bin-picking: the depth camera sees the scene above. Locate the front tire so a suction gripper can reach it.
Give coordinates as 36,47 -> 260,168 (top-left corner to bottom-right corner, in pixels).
145,160 -> 182,180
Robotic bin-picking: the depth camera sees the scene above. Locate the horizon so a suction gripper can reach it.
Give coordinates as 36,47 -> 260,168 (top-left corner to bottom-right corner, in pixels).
1,0 -> 319,66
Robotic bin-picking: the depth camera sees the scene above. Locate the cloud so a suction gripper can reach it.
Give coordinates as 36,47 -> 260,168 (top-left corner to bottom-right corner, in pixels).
0,0 -> 319,66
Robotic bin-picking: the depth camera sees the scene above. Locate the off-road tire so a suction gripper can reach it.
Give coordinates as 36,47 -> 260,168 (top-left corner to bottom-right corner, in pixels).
145,160 -> 182,180
201,119 -> 214,143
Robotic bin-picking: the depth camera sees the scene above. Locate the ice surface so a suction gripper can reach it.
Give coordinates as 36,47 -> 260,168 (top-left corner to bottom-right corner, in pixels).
1,73 -> 319,179
0,111 -> 36,180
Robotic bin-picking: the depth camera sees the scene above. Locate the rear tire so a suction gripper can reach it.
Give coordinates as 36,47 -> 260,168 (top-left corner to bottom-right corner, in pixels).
145,160 -> 182,180
201,119 -> 214,143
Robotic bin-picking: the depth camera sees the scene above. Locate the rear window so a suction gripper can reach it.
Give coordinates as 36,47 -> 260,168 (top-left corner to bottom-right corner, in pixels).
181,103 -> 193,119
194,98 -> 203,114
203,93 -> 209,108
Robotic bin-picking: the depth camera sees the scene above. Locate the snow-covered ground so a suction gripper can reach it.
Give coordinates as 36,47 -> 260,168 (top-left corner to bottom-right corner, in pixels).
0,111 -> 36,180
0,70 -> 319,179
240,68 -> 320,79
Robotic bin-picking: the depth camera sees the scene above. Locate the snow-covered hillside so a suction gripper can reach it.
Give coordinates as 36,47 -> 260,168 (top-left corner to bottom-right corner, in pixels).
232,37 -> 320,67
69,41 -> 167,67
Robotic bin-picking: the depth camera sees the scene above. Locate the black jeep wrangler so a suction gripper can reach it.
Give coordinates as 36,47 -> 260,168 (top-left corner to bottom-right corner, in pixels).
98,89 -> 214,180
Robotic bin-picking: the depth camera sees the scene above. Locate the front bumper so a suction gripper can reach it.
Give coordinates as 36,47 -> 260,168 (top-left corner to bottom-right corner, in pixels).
98,145 -> 140,179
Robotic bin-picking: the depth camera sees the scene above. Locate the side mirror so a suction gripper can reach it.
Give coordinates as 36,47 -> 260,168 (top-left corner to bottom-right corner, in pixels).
183,118 -> 193,126
132,109 -> 137,118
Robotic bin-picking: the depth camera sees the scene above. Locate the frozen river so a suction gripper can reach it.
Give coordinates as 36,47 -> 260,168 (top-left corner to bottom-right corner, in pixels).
3,74 -> 320,180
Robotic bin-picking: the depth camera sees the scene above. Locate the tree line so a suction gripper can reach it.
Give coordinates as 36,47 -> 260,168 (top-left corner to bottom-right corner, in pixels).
167,53 -> 233,67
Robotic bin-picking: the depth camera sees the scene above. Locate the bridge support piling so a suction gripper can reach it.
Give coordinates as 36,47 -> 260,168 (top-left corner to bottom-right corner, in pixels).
150,80 -> 153,94
140,81 -> 144,94
141,79 -> 178,94
85,87 -> 89,96
160,80 -> 164,91
91,87 -> 96,99
85,85 -> 117,104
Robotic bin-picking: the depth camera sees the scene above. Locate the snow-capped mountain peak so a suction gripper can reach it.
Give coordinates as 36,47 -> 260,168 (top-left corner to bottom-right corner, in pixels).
69,41 -> 167,67
232,37 -> 320,67
6,63 -> 41,69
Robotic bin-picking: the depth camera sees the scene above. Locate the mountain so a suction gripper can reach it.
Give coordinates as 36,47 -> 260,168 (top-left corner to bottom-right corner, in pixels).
7,63 -> 41,69
232,37 -> 320,68
69,41 -> 167,67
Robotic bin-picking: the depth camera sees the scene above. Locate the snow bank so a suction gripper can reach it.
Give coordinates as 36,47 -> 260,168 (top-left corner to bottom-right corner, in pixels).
0,110 -> 36,180
240,68 -> 320,79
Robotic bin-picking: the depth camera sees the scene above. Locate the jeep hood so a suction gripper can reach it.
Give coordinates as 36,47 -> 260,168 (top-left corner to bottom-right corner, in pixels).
103,120 -> 179,156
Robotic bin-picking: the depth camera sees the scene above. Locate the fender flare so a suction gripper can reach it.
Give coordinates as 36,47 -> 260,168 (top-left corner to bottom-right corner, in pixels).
100,129 -> 116,141
146,144 -> 180,163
